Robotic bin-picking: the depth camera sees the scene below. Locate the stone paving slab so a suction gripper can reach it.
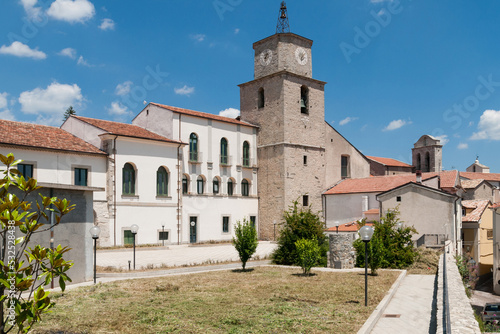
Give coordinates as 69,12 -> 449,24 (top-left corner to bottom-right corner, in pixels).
371,275 -> 436,334
97,241 -> 277,269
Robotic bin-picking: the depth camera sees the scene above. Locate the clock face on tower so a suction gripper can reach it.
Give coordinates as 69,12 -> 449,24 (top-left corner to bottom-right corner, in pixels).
260,49 -> 273,66
295,47 -> 308,65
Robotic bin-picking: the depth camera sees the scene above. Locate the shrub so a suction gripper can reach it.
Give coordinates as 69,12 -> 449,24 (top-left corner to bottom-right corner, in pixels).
271,200 -> 328,267
353,208 -> 418,275
295,238 -> 321,275
232,218 -> 258,270
455,254 -> 479,297
0,153 -> 75,333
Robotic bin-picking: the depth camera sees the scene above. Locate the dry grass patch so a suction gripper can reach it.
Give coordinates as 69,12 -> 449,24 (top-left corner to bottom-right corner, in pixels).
32,267 -> 400,334
407,247 -> 442,275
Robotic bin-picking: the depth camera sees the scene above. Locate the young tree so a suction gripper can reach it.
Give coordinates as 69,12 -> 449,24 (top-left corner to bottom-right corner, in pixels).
295,238 -> 321,276
0,153 -> 75,333
232,218 -> 258,271
272,200 -> 328,267
353,208 -> 417,275
62,106 -> 76,121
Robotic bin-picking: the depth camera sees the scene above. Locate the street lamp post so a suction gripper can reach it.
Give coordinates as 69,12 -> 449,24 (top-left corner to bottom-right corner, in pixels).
89,225 -> 101,284
334,221 -> 340,234
359,225 -> 374,307
131,224 -> 139,270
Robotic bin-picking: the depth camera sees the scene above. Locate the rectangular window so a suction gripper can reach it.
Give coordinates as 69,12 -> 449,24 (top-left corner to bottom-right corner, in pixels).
488,230 -> 493,240
303,195 -> 309,206
159,231 -> 169,241
74,168 -> 88,186
17,163 -> 33,179
250,216 -> 256,229
303,155 -> 307,166
341,156 -> 350,179
222,216 -> 230,233
124,230 -> 134,246
396,196 -> 402,202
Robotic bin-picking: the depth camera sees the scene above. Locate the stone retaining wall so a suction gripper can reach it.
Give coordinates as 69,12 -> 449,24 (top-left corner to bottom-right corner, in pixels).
437,241 -> 481,333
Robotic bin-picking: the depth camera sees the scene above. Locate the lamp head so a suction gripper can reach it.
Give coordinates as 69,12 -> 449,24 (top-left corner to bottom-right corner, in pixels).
131,224 -> 139,234
89,225 -> 101,239
359,225 -> 374,241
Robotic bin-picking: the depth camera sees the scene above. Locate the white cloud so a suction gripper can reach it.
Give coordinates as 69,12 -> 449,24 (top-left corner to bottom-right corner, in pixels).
77,55 -> 93,67
19,82 -> 83,115
107,101 -> 132,116
47,0 -> 95,23
115,81 -> 133,96
0,93 -> 8,110
20,0 -> 42,20
383,119 -> 411,131
458,143 -> 468,150
99,18 -> 115,31
175,85 -> 195,96
58,47 -> 77,59
0,110 -> 16,122
470,110 -> 500,141
219,108 -> 240,119
234,28 -> 240,34
0,41 -> 46,59
190,34 -> 206,42
339,116 -> 358,126
434,134 -> 449,145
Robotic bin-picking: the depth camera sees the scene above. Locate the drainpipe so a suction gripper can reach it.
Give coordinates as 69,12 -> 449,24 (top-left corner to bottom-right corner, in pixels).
454,196 -> 460,256
50,187 -> 54,289
178,114 -> 182,245
113,136 -> 118,246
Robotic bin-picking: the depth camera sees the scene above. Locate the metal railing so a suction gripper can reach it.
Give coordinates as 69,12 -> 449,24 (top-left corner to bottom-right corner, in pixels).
443,249 -> 451,333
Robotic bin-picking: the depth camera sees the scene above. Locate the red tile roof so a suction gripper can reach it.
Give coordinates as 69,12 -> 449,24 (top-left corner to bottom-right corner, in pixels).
325,221 -> 374,232
363,209 -> 380,215
0,119 -> 105,155
492,203 -> 500,209
150,103 -> 258,128
461,179 -> 484,189
366,156 -> 413,168
460,172 -> 500,182
324,170 -> 459,195
462,200 -> 490,223
73,116 -> 183,144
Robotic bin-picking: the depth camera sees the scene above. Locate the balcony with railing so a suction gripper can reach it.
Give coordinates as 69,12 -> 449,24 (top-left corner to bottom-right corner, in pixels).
219,155 -> 232,166
188,151 -> 203,164
241,157 -> 256,168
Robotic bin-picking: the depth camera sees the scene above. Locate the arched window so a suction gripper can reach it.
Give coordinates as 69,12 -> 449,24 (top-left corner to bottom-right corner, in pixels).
416,154 -> 422,171
182,174 -> 189,194
156,167 -> 168,196
227,178 -> 234,196
189,133 -> 198,162
220,138 -> 228,165
241,179 -> 249,196
213,177 -> 220,195
300,85 -> 309,114
242,141 -> 250,167
122,163 -> 135,195
197,175 -> 205,194
258,87 -> 265,109
425,152 -> 430,172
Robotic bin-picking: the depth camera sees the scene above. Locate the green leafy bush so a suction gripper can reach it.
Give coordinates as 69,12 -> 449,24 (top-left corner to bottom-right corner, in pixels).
455,254 -> 479,297
295,238 -> 321,275
232,218 -> 258,270
272,200 -> 328,267
353,208 -> 417,275
0,153 -> 75,333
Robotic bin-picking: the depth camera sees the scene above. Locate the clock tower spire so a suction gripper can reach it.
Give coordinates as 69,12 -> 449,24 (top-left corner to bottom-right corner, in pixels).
276,1 -> 290,34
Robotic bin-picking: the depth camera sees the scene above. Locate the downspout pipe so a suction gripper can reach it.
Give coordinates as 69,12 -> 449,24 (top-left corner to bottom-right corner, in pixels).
113,136 -> 118,247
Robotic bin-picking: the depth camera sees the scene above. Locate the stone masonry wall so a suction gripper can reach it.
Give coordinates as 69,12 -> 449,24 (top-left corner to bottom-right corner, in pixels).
328,233 -> 356,269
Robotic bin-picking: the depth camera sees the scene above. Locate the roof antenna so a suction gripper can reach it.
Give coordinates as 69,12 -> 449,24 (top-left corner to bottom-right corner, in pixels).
276,1 -> 290,34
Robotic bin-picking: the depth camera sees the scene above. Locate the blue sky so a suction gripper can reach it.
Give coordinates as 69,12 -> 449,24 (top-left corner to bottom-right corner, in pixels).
1,0 -> 500,172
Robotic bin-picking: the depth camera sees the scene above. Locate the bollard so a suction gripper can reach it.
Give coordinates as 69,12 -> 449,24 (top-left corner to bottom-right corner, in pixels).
128,260 -> 131,271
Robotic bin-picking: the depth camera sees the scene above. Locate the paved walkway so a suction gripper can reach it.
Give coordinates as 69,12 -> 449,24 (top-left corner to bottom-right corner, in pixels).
97,241 -> 277,270
370,275 -> 437,334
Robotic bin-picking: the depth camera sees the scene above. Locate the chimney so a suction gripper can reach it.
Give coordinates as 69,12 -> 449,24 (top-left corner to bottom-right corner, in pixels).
416,170 -> 422,184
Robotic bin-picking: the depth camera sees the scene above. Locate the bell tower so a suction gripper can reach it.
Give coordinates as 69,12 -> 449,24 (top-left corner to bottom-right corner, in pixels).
239,2 -> 327,240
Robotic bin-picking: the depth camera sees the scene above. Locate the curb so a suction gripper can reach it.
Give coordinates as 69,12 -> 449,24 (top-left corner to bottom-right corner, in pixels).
357,269 -> 407,334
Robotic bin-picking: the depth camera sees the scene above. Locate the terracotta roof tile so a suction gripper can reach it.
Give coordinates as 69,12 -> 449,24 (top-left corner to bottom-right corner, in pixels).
460,172 -> 500,182
73,116 -> 183,144
0,119 -> 105,155
492,203 -> 500,209
462,200 -> 490,223
324,170 -> 459,195
461,179 -> 484,189
325,221 -> 374,232
366,156 -> 413,168
150,103 -> 258,128
363,209 -> 380,215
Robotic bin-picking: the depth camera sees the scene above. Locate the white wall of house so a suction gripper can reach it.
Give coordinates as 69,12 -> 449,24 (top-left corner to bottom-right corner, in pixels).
324,192 -> 379,227
493,207 -> 500,294
0,147 -> 106,201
